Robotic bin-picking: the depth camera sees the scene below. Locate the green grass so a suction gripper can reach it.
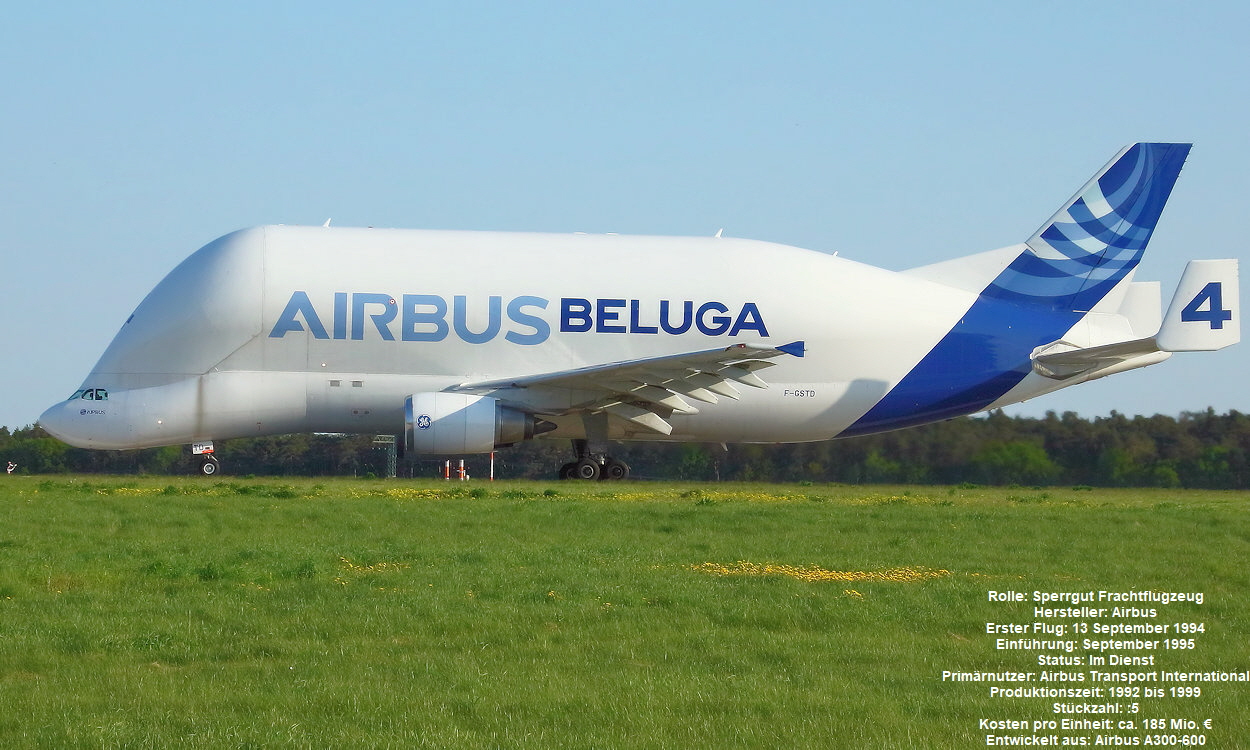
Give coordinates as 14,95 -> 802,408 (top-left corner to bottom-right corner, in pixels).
1,478 -> 1247,748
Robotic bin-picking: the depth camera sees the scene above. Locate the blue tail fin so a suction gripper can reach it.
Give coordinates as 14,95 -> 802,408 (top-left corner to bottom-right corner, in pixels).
983,142 -> 1191,312
843,143 -> 1192,436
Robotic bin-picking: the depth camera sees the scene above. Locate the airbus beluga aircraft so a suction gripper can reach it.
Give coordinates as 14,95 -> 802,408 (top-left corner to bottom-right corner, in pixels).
40,143 -> 1239,478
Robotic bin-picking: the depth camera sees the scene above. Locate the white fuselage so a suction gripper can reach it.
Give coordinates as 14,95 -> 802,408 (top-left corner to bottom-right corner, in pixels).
41,225 -> 1012,449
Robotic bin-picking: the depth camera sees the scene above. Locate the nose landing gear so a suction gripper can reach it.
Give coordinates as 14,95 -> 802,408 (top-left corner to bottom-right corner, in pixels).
199,455 -> 220,476
192,441 -> 218,476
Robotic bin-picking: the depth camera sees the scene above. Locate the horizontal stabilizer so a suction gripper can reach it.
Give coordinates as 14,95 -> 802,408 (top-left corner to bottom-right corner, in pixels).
1032,337 -> 1166,380
1032,259 -> 1239,380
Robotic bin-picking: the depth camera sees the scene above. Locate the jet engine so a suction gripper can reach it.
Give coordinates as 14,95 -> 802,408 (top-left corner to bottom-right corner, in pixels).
404,393 -> 554,454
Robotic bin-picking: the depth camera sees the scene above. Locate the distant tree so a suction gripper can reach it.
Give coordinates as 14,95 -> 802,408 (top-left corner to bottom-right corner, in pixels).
970,441 -> 1061,486
11,409 -> 1250,488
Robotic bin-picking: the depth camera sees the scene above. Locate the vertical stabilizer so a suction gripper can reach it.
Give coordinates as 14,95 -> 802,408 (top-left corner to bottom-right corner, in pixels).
983,143 -> 1191,312
845,143 -> 1194,435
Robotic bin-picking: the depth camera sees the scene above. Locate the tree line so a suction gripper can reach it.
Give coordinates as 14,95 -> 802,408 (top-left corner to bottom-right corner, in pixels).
3,408 -> 1249,488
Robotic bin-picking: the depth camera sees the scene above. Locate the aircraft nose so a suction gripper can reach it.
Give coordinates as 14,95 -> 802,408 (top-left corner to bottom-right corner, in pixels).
39,400 -> 79,445
39,394 -> 112,449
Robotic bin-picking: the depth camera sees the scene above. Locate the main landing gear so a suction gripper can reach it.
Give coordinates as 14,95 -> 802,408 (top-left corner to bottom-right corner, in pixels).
558,439 -> 630,481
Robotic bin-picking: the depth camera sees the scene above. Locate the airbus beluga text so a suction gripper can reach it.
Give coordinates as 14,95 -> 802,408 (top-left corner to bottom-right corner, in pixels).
40,143 -> 1239,478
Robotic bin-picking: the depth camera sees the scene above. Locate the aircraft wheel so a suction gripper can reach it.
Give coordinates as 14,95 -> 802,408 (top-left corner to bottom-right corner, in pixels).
558,462 -> 577,480
602,459 -> 629,480
573,458 -> 601,481
199,457 -> 219,476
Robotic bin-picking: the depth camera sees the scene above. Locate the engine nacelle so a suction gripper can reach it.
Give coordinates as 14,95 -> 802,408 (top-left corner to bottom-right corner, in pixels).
404,392 -> 552,454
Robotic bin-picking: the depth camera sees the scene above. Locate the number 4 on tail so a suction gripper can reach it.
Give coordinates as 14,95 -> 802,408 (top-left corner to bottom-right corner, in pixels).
1156,259 -> 1239,352
1180,282 -> 1233,329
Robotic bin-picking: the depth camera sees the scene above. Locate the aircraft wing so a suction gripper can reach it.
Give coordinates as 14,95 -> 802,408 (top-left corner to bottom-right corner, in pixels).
451,340 -> 806,435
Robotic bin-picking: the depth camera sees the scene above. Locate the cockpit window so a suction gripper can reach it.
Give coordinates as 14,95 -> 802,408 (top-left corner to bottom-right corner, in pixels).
69,388 -> 107,401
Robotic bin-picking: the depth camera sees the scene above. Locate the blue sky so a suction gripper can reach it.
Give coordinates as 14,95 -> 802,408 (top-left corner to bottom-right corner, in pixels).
2,2 -> 1246,431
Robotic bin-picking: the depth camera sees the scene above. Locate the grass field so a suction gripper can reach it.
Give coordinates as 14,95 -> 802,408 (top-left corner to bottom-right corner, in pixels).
1,477 -> 1247,748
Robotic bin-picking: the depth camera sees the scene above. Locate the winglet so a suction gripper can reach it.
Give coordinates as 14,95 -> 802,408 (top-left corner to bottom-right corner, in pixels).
777,340 -> 806,358
1157,259 -> 1240,351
